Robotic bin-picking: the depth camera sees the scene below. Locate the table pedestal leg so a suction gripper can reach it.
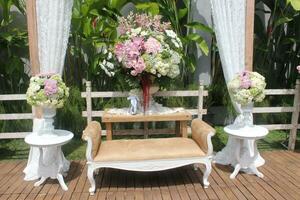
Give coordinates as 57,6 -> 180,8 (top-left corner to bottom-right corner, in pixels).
34,176 -> 47,187
57,173 -> 68,191
249,141 -> 264,178
230,138 -> 241,179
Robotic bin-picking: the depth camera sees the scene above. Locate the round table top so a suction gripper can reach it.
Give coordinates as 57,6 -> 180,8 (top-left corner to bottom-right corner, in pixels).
224,125 -> 269,140
25,129 -> 74,147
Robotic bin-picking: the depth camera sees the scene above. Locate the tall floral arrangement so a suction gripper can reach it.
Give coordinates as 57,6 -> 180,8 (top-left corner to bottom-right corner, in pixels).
111,13 -> 183,111
228,71 -> 266,105
26,74 -> 69,108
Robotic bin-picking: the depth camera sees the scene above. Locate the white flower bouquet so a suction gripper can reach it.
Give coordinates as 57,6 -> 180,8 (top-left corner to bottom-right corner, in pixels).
26,73 -> 69,108
228,71 -> 266,105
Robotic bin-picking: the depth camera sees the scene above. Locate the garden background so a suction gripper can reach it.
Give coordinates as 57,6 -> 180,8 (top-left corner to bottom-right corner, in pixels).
0,0 -> 299,160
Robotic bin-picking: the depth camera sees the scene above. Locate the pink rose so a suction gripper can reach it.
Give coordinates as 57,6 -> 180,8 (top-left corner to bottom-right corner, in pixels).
44,79 -> 58,96
144,37 -> 161,54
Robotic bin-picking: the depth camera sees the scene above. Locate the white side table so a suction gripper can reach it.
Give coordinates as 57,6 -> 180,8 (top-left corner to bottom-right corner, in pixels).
24,130 -> 73,191
223,125 -> 268,179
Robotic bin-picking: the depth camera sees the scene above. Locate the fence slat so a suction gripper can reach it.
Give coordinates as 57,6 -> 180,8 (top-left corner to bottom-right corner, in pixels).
0,132 -> 30,139
259,124 -> 293,130
0,113 -> 33,120
253,107 -> 294,113
265,89 -> 295,95
0,94 -> 27,101
81,90 -> 208,98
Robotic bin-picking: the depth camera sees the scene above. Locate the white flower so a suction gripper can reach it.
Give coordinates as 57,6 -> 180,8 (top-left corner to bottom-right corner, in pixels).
171,39 -> 180,48
130,27 -> 142,37
107,52 -> 112,60
165,30 -> 177,38
106,61 -> 114,69
140,31 -> 148,36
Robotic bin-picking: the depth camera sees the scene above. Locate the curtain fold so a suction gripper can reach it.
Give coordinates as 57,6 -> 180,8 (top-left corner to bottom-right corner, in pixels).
36,0 -> 73,74
211,0 -> 246,114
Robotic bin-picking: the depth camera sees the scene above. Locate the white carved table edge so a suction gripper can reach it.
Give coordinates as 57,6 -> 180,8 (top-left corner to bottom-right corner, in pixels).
24,130 -> 73,191
221,125 -> 268,179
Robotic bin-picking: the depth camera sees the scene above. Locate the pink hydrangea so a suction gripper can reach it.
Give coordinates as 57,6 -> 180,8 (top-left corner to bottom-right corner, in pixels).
44,79 -> 58,96
144,37 -> 161,54
240,71 -> 252,89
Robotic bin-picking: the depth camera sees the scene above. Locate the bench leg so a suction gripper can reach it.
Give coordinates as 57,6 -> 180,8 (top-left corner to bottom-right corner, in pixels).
203,162 -> 211,188
87,166 -> 96,195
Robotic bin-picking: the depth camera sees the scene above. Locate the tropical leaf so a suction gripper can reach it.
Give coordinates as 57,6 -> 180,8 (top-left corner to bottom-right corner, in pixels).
287,0 -> 300,11
185,22 -> 214,33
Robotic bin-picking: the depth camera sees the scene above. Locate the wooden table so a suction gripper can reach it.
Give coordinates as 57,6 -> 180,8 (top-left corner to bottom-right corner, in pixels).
102,111 -> 192,140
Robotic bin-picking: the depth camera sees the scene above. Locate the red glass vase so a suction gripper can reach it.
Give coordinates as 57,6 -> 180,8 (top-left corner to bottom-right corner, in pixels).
140,74 -> 152,113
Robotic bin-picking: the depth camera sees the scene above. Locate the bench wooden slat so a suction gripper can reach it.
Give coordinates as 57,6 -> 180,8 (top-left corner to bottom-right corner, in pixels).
0,113 -> 33,120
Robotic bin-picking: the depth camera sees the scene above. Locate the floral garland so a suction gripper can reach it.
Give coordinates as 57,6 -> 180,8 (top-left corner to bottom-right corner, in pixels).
26,73 -> 69,108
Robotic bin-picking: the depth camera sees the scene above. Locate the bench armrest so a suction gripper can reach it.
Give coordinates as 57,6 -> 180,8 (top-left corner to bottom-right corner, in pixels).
82,121 -> 102,162
191,119 -> 215,156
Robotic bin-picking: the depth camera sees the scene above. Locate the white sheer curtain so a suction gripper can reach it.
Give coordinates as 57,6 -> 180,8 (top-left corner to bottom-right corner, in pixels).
37,0 -> 73,74
211,0 -> 245,113
211,0 -> 264,166
24,0 -> 73,181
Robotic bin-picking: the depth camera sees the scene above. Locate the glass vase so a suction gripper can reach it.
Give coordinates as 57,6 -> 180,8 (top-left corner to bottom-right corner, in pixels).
240,102 -> 254,127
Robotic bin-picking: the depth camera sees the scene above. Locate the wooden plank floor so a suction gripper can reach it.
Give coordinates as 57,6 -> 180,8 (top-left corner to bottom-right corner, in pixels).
0,150 -> 300,200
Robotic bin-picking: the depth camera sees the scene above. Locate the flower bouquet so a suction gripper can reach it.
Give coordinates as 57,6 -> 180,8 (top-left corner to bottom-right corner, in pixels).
228,71 -> 266,106
26,73 -> 69,108
228,71 -> 266,126
113,13 -> 183,112
26,73 -> 69,132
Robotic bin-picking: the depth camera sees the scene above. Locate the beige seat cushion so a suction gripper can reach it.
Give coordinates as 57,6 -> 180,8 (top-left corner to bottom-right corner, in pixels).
94,137 -> 205,162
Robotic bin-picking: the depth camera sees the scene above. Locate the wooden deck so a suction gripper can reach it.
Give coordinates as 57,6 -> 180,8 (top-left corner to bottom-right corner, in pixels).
0,150 -> 300,200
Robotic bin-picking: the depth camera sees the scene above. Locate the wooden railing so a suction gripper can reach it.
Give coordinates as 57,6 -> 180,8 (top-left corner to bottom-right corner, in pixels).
253,79 -> 300,150
0,94 -> 33,139
81,80 -> 208,136
1,79 -> 299,151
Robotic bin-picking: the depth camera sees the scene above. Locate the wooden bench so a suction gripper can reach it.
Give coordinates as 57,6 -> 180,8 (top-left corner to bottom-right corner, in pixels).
81,81 -> 215,195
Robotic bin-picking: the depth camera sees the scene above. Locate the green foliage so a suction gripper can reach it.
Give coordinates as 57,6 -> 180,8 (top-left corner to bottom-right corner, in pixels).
0,0 -> 29,94
254,0 -> 300,89
55,87 -> 85,138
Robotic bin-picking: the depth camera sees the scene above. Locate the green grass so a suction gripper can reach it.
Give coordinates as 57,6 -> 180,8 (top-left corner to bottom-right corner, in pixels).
0,128 -> 299,161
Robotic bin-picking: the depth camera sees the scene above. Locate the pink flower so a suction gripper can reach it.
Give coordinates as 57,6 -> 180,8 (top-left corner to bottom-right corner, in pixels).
132,37 -> 144,51
44,79 -> 58,96
144,37 -> 161,54
239,71 -> 251,89
297,65 -> 300,74
114,43 -> 125,62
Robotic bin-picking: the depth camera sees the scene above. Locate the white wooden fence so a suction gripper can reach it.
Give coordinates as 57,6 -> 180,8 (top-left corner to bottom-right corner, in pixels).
0,94 -> 33,139
1,79 -> 299,150
253,79 -> 300,150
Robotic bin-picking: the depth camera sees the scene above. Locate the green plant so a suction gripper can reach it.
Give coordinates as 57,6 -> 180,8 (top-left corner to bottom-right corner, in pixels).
254,0 -> 300,89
